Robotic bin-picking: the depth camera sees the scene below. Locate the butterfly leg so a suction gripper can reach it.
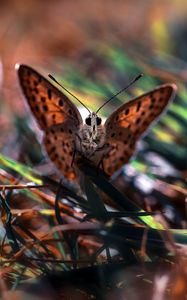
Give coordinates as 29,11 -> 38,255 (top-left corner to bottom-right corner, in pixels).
71,149 -> 76,167
75,133 -> 83,153
97,158 -> 105,174
94,144 -> 112,174
72,133 -> 89,167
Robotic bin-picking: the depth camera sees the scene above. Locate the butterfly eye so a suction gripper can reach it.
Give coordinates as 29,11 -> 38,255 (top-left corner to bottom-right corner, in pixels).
85,117 -> 91,126
96,117 -> 102,125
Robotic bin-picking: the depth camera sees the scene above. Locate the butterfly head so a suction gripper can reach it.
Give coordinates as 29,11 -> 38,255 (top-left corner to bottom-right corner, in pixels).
84,112 -> 102,140
85,112 -> 102,126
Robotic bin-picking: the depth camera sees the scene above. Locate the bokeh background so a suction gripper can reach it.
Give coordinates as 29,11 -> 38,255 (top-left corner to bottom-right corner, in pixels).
1,0 -> 187,201
0,1 -> 187,299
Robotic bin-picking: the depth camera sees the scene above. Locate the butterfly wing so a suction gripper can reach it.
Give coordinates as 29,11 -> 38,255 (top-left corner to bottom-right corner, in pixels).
17,64 -> 83,179
43,122 -> 78,180
103,84 -> 177,176
17,64 -> 82,129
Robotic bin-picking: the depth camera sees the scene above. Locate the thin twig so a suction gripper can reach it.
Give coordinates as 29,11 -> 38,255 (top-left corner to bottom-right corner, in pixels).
0,184 -> 48,190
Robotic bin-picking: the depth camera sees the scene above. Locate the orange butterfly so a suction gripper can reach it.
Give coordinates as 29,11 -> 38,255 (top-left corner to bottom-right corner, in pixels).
17,64 -> 177,180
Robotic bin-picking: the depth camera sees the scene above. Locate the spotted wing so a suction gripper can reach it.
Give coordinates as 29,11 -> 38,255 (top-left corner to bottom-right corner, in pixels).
103,84 -> 177,176
17,64 -> 83,180
43,122 -> 79,180
17,64 -> 82,129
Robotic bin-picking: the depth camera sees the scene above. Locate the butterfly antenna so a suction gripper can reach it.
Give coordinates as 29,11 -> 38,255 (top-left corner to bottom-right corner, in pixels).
96,73 -> 143,114
48,74 -> 91,114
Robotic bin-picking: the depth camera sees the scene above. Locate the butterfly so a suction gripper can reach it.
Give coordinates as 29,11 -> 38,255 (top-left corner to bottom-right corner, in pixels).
17,64 -> 177,180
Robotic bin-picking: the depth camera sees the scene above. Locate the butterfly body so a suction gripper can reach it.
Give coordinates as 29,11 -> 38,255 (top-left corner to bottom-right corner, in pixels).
76,113 -> 106,158
17,64 -> 177,180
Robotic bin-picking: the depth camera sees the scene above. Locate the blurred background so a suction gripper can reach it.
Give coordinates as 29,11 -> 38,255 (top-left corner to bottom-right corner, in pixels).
1,0 -> 187,220
1,0 -> 187,110
0,0 -> 187,208
1,1 -> 187,299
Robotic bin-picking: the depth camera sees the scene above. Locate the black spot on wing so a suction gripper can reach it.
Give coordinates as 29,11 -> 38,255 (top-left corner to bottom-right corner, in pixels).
48,89 -> 52,99
136,101 -> 141,112
41,96 -> 46,102
59,99 -> 63,106
43,105 -> 48,112
41,114 -> 47,126
33,87 -> 39,94
31,95 -> 36,102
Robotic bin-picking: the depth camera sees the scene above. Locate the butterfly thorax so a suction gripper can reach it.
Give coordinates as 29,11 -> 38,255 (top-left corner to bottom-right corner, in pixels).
76,112 -> 106,157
